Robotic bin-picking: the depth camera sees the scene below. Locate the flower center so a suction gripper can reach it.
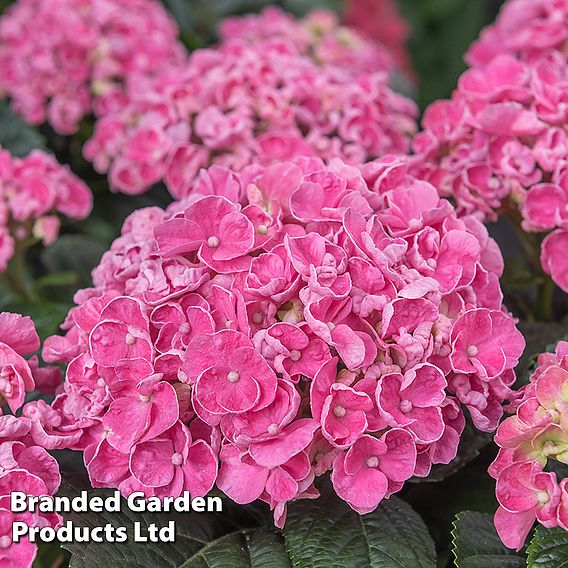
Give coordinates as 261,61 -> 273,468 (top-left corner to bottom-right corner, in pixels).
97,378 -> 106,387
466,345 -> 479,357
171,452 -> 183,466
267,423 -> 279,435
333,405 -> 346,418
290,350 -> 302,362
543,441 -> 558,457
227,371 -> 240,383
207,235 -> 220,248
125,333 -> 136,346
0,535 -> 10,549
366,456 -> 379,468
400,399 -> 413,413
252,312 -> 263,324
536,490 -> 550,505
487,177 -> 500,190
139,394 -> 152,403
179,322 -> 191,334
257,224 -> 268,235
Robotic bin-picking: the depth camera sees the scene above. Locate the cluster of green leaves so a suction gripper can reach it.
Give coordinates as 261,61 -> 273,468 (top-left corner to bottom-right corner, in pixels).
452,512 -> 568,568
58,477 -> 437,568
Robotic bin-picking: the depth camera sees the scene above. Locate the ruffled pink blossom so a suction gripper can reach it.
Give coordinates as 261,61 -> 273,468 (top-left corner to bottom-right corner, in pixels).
343,0 -> 414,79
0,147 -> 92,272
0,414 -> 62,568
38,157 -> 520,522
490,341 -> 568,549
0,0 -> 185,134
412,46 -> 568,292
85,33 -> 417,197
466,0 -> 568,67
219,6 -> 396,79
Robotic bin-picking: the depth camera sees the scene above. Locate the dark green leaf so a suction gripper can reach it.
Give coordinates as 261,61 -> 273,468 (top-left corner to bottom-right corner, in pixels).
41,234 -> 107,293
0,296 -> 71,339
59,476 -> 290,568
452,511 -> 525,568
285,481 -> 436,568
282,0 -> 343,16
0,99 -> 45,156
527,526 -> 568,568
180,529 -> 292,568
33,541 -> 70,568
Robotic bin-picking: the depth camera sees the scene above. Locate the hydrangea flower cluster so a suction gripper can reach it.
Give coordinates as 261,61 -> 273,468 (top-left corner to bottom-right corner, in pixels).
466,0 -> 568,68
0,312 -> 62,567
0,414 -> 62,568
84,37 -> 417,197
490,341 -> 568,550
0,0 -> 185,134
218,6 -> 395,78
412,49 -> 568,291
39,156 -> 524,525
0,146 -> 92,271
343,0 -> 413,79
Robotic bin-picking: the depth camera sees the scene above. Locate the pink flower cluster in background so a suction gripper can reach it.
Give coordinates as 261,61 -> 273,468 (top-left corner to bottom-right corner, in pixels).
0,313 -> 61,568
0,147 -> 92,271
84,38 -> 417,197
412,48 -> 568,291
38,156 -> 524,525
0,0 -> 185,134
344,0 -> 414,80
467,0 -> 568,67
491,341 -> 568,550
218,6 -> 395,79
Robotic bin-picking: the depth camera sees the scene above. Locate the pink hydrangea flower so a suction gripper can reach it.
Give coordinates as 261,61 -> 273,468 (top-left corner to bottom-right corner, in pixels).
490,341 -> 568,549
495,462 -> 560,550
219,6 -> 396,79
466,0 -> 568,67
0,413 -> 62,568
0,312 -> 41,413
343,0 -> 414,80
39,157 -> 521,523
85,33 -> 417,196
0,0 -> 185,134
412,45 -> 568,292
0,147 -> 92,272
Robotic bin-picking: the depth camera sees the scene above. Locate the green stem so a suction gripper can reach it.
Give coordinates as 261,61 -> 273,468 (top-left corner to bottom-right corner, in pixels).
503,200 -> 555,322
3,235 -> 37,301
537,275 -> 555,322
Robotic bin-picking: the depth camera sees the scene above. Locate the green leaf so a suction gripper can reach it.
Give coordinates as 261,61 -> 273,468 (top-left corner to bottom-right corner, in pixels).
59,476 -> 290,568
452,511 -> 525,568
33,541 -> 70,568
282,0 -> 343,16
0,296 -> 71,339
0,99 -> 45,156
180,529 -> 292,568
284,481 -> 436,568
41,234 -> 107,295
527,526 -> 568,568
60,475 -> 438,568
